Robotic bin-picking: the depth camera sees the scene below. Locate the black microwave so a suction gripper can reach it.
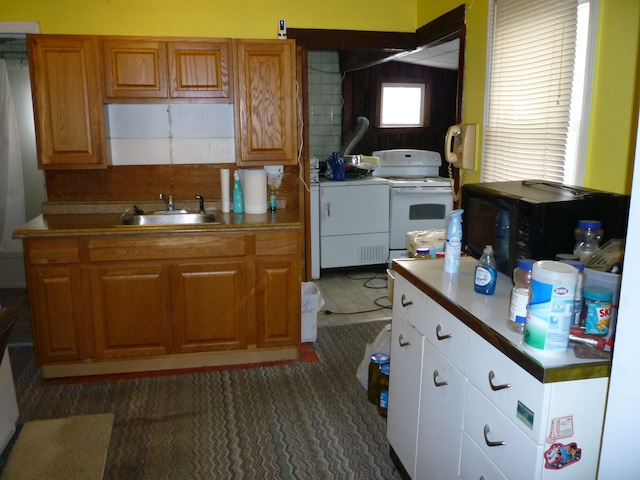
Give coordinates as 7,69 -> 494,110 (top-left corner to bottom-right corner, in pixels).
461,180 -> 631,276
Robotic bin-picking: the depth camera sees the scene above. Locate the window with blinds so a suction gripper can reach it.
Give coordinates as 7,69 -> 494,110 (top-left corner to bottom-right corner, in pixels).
482,0 -> 595,184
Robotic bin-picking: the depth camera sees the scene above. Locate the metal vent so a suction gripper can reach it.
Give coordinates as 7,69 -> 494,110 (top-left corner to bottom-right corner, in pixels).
358,245 -> 388,264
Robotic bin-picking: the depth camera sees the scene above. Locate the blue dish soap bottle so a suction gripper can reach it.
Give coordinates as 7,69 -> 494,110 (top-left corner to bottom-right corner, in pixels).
233,171 -> 244,213
474,245 -> 497,295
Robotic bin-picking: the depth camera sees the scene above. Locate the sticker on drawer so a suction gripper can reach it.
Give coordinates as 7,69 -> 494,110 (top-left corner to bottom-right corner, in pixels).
545,442 -> 581,470
516,400 -> 534,430
547,415 -> 574,443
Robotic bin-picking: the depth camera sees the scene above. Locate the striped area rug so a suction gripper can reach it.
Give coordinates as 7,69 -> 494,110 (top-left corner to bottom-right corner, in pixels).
7,321 -> 401,480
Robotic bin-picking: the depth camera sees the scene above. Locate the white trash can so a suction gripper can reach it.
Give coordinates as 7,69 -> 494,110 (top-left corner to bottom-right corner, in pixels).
301,282 -> 324,342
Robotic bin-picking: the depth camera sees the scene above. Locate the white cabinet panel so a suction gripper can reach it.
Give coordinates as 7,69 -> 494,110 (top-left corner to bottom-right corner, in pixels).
460,432 -> 508,480
415,344 -> 465,480
387,312 -> 425,479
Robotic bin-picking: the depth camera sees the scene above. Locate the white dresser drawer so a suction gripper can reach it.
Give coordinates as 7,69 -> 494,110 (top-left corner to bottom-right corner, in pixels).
464,382 -> 544,480
393,274 -> 469,374
467,331 -> 550,444
460,432 -> 508,480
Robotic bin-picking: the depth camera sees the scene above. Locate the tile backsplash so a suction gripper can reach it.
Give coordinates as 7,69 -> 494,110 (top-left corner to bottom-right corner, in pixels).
104,104 -> 236,165
307,51 -> 342,162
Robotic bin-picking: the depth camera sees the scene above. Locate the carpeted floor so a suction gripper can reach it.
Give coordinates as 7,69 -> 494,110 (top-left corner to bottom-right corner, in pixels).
4,321 -> 400,480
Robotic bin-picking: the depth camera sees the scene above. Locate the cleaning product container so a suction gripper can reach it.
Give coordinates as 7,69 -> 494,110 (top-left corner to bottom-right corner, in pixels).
524,261 -> 578,355
301,282 -> 324,342
444,209 -> 464,274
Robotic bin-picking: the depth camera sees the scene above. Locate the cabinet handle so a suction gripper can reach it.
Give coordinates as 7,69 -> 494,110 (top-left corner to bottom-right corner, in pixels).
401,294 -> 413,307
435,324 -> 452,341
483,424 -> 505,447
327,203 -> 331,217
488,370 -> 511,391
398,334 -> 410,348
433,370 -> 448,387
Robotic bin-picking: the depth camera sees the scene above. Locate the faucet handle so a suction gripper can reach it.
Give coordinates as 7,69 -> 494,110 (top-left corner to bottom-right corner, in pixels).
195,194 -> 205,213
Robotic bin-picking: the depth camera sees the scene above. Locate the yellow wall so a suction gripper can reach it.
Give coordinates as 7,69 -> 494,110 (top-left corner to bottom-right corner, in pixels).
0,0 -> 417,37
418,0 -> 640,194
2,0 -> 638,193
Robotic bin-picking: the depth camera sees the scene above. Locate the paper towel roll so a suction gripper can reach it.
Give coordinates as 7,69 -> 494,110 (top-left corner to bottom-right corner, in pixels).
220,169 -> 230,213
243,168 -> 267,214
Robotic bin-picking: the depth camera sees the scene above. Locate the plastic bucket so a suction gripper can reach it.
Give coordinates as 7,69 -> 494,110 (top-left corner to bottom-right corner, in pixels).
524,261 -> 578,355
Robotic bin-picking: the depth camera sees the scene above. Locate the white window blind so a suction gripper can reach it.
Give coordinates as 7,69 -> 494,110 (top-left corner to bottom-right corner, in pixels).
482,0 -> 579,183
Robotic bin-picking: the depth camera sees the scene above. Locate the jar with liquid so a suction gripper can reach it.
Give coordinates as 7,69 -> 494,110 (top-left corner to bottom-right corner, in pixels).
367,353 -> 390,405
378,363 -> 390,418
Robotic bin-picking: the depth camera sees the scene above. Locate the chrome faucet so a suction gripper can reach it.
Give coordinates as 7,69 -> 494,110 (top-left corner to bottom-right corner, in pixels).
160,182 -> 175,212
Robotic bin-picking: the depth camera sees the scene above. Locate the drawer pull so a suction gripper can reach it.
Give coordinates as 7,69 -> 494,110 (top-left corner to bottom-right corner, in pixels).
435,324 -> 452,341
401,294 -> 413,307
488,370 -> 511,391
483,424 -> 505,447
398,334 -> 411,348
433,370 -> 448,387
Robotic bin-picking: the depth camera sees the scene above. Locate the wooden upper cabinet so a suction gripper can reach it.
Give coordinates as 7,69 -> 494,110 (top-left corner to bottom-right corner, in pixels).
102,38 -> 168,100
169,41 -> 232,100
234,39 -> 297,166
27,34 -> 106,169
102,37 -> 232,102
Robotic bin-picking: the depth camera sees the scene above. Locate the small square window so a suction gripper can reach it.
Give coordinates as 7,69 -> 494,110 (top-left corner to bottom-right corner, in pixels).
379,82 -> 426,127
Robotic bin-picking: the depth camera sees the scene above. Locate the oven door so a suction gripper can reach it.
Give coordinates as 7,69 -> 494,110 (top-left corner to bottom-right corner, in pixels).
389,187 -> 453,251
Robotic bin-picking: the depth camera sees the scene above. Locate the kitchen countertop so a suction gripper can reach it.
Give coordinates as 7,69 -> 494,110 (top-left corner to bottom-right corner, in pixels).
392,256 -> 611,383
14,204 -> 300,238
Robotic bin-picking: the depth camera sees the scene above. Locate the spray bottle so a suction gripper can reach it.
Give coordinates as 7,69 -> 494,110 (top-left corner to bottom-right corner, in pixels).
232,171 -> 244,214
444,209 -> 464,274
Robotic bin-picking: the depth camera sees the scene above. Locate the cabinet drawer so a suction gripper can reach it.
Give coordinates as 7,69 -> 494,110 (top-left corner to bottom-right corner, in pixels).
464,382 -> 543,480
26,238 -> 80,265
460,432 -> 508,480
393,274 -> 469,374
254,230 -> 299,256
468,331 -> 550,443
87,233 -> 246,262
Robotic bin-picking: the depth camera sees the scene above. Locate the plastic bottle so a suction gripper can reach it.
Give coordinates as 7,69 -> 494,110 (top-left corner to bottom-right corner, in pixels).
507,258 -> 536,333
233,171 -> 244,213
444,209 -> 464,274
268,185 -> 277,212
474,245 -> 498,295
574,220 -> 603,263
559,259 -> 585,328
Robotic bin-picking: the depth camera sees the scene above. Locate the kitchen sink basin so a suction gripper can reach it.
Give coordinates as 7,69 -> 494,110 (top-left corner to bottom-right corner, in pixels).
116,212 -> 224,226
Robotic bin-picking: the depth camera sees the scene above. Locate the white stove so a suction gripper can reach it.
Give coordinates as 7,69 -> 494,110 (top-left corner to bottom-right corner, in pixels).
372,149 -> 453,260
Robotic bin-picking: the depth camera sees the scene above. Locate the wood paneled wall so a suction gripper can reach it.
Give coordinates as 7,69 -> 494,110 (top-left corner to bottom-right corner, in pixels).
44,164 -> 300,216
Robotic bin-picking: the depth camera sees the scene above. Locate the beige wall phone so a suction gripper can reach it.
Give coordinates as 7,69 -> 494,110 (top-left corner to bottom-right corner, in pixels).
445,123 -> 476,170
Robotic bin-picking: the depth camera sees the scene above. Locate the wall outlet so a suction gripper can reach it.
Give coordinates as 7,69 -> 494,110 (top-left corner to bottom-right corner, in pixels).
278,19 -> 286,39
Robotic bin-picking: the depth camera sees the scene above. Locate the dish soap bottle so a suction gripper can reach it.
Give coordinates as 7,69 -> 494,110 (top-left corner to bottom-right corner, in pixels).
474,245 -> 497,295
233,171 -> 244,214
444,209 -> 464,274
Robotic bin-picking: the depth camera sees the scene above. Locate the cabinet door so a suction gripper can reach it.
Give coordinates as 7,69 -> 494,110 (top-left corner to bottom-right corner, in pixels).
255,256 -> 300,348
320,183 -> 390,236
415,343 -> 465,480
90,264 -> 173,358
27,34 -> 106,169
102,38 -> 168,99
171,261 -> 247,353
234,39 -> 297,166
387,312 -> 425,479
168,40 -> 232,100
28,266 -> 86,363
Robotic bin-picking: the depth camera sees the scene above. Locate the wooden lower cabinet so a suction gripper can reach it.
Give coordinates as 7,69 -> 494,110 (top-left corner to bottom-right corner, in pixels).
89,264 -> 173,358
23,229 -> 301,377
28,266 -> 86,363
171,261 -> 248,353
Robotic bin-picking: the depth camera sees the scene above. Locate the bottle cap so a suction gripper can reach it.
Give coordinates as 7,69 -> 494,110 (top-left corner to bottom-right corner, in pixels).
517,258 -> 536,271
578,220 -> 602,229
370,353 -> 390,364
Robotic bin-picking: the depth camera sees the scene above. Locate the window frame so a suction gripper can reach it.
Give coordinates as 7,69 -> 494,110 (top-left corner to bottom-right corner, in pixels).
376,78 -> 431,129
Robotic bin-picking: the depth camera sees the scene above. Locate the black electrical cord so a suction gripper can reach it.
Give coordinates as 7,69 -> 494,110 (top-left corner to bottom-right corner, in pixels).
322,271 -> 392,315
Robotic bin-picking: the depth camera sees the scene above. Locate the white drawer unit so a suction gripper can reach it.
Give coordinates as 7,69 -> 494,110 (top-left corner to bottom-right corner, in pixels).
387,258 -> 610,480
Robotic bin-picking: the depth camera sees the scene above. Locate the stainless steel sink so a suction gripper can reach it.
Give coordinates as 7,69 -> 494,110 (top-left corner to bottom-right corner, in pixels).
116,211 -> 224,226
